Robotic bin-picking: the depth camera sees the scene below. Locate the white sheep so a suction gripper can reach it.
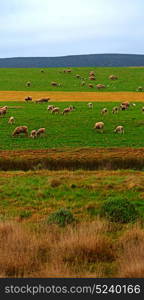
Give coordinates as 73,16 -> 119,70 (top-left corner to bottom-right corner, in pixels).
87,102 -> 93,109
8,116 -> 15,124
114,125 -> 124,134
112,106 -> 119,114
47,105 -> 55,111
30,130 -> 37,139
93,122 -> 104,133
36,128 -> 46,137
101,108 -> 108,115
51,107 -> 60,114
62,107 -> 73,115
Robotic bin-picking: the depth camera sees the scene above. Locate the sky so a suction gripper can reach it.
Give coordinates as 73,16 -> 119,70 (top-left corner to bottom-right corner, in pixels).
0,0 -> 144,58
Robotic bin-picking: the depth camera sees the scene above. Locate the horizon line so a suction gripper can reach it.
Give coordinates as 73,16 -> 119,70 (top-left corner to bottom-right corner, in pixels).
0,53 -> 144,59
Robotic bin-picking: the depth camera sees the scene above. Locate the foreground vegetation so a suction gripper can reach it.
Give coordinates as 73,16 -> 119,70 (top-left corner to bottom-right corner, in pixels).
1,101 -> 144,150
0,169 -> 144,278
1,218 -> 144,278
0,67 -> 144,92
0,169 -> 144,221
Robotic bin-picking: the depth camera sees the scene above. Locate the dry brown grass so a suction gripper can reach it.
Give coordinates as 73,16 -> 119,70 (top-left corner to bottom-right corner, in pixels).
0,219 -> 114,278
0,221 -> 52,277
117,225 -> 144,277
52,221 -> 115,275
1,147 -> 144,171
1,219 -> 144,278
0,91 -> 144,102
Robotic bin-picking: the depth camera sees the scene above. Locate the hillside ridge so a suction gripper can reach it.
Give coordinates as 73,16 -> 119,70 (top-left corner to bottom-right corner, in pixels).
0,53 -> 144,68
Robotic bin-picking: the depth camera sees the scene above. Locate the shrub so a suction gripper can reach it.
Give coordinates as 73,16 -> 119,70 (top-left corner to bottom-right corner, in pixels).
50,179 -> 61,188
47,209 -> 75,227
19,211 -> 32,219
100,198 -> 139,223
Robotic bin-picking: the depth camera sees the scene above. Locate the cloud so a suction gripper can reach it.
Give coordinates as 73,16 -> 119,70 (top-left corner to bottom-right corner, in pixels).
0,0 -> 144,57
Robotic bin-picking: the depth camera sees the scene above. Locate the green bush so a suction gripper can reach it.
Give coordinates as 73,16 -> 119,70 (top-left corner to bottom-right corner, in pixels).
47,208 -> 75,227
100,198 -> 139,223
19,211 -> 32,219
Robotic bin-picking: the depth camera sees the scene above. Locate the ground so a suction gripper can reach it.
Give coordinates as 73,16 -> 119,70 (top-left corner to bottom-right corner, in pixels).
1,66 -> 144,278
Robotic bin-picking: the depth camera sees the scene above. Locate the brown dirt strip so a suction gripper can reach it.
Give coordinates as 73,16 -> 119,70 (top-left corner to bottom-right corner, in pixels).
0,147 -> 144,171
0,91 -> 144,102
0,147 -> 143,159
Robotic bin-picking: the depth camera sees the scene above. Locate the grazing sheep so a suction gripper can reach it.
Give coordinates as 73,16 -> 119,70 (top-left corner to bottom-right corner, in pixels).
51,107 -> 60,114
93,122 -> 104,133
114,125 -> 124,134
8,116 -> 15,124
30,130 -> 37,139
12,126 -> 28,137
101,108 -> 108,115
0,106 -> 8,116
47,105 -> 55,111
51,81 -> 58,86
89,75 -> 95,80
62,106 -> 73,115
121,101 -> 130,108
0,106 -> 8,110
120,104 -> 128,111
81,81 -> 85,86
69,105 -> 75,110
96,84 -> 106,89
25,96 -> 32,102
142,107 -> 144,113
137,86 -> 143,92
88,102 -> 93,109
112,106 -> 119,114
35,98 -> 50,103
26,81 -> 31,87
76,74 -> 81,78
109,75 -> 118,80
88,84 -> 94,88
89,71 -> 95,76
36,128 -> 45,137
64,68 -> 72,73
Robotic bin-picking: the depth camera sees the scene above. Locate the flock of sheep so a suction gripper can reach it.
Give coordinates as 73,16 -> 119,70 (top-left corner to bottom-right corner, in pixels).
88,101 -> 136,134
0,104 -> 45,139
1,95 -> 144,140
25,69 -> 144,91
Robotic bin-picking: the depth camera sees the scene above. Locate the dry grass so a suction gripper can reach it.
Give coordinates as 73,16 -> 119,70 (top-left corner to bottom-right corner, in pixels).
117,225 -> 144,277
0,219 -> 114,278
0,222 -> 52,277
0,91 -> 144,102
1,147 -> 144,171
1,219 -> 144,278
51,221 -> 115,275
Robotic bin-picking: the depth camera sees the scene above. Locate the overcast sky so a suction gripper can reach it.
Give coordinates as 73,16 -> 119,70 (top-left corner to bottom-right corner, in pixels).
0,0 -> 144,58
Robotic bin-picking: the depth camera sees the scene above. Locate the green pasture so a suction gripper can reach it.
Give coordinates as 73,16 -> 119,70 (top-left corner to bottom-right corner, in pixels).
0,169 -> 143,221
0,67 -> 144,91
0,101 -> 144,150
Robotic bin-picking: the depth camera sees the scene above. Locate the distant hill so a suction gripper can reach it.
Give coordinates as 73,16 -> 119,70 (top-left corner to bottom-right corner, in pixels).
0,54 -> 144,68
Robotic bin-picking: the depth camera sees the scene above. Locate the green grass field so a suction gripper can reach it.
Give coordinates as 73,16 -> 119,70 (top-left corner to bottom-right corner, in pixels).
0,101 -> 144,150
0,67 -> 144,91
0,169 -> 143,221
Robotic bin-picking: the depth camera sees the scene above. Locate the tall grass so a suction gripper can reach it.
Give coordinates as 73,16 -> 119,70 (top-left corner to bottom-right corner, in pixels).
1,219 -> 144,277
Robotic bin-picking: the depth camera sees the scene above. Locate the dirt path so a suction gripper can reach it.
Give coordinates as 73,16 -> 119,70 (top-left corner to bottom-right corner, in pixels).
0,91 -> 144,102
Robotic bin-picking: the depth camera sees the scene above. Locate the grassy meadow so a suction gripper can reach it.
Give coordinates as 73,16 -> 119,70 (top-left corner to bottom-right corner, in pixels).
0,169 -> 144,221
0,67 -> 144,92
0,101 -> 144,150
0,169 -> 144,278
1,66 -> 144,278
